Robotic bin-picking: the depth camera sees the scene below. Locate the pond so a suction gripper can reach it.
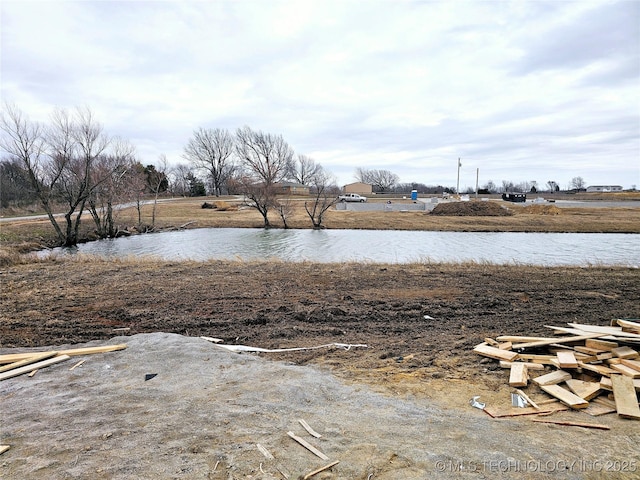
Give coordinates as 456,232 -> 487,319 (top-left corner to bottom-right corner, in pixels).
49,228 -> 640,267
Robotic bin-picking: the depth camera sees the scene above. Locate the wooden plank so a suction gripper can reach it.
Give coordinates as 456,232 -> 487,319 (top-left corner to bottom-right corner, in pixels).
556,351 -> 579,369
302,460 -> 340,480
499,361 -> 545,371
540,384 -> 589,409
610,374 -> 640,420
565,379 -> 601,401
298,419 -> 322,438
616,319 -> 640,333
473,343 -> 518,362
620,359 -> 640,372
575,346 -> 607,355
566,323 -> 640,340
496,335 -> 549,343
531,419 -> 610,430
610,364 -> 640,378
514,354 -> 556,364
287,431 -> 329,460
0,344 -> 127,364
583,401 -> 616,417
599,376 -> 640,392
483,402 -> 568,418
577,362 -> 617,377
0,351 -> 59,373
512,333 -> 611,350
532,370 -> 572,386
585,339 -> 619,351
611,346 -> 639,359
498,342 -> 513,350
0,445 -> 9,455
0,355 -> 71,381
514,388 -> 540,410
509,363 -> 528,387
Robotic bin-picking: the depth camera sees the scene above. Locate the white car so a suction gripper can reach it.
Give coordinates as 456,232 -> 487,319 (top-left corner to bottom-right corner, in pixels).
338,193 -> 367,202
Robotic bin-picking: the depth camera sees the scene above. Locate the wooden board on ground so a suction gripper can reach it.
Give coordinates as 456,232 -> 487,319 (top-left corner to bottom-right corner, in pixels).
0,355 -> 71,381
532,370 -> 572,386
565,379 -> 601,401
620,359 -> 640,372
540,384 -> 589,409
585,339 -> 619,351
483,402 -> 568,418
0,344 -> 127,364
473,343 -> 518,362
0,351 -> 59,373
610,374 -> 640,420
612,346 -> 639,359
584,400 -> 616,417
287,431 -> 329,460
531,419 -> 610,430
556,351 -> 579,369
512,333 -> 611,350
611,364 -> 640,378
499,361 -> 545,371
509,363 -> 528,387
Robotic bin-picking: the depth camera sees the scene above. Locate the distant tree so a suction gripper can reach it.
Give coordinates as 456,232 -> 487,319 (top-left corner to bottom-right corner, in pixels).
547,180 -> 559,192
148,155 -> 170,228
304,167 -> 339,228
482,180 -> 497,193
235,126 -> 294,227
86,137 -> 136,238
0,157 -> 37,207
570,176 -> 586,190
530,185 -> 537,193
183,127 -> 235,197
287,154 -> 321,185
355,167 -> 399,193
187,172 -> 206,196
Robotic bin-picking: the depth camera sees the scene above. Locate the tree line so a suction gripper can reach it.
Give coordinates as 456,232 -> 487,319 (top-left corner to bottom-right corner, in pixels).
0,104 -> 341,244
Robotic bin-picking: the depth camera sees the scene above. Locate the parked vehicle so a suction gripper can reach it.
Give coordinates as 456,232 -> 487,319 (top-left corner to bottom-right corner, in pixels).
502,193 -> 527,203
338,193 -> 367,202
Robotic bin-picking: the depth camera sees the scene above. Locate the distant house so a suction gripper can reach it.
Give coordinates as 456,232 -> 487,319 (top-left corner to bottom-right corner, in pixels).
342,182 -> 373,195
586,185 -> 623,193
277,181 -> 309,195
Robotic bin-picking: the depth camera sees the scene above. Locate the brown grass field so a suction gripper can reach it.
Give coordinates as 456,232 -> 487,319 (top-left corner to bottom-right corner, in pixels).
1,194 -> 639,478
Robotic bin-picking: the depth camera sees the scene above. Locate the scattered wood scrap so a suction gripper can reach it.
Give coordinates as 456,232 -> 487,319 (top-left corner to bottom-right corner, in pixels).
0,344 -> 127,381
474,320 -> 640,422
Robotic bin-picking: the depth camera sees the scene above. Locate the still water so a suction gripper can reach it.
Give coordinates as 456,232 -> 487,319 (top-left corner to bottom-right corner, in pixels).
52,228 -> 640,267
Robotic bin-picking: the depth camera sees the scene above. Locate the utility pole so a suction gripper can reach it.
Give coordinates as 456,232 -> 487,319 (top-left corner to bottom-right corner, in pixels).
456,157 -> 461,196
475,167 -> 479,199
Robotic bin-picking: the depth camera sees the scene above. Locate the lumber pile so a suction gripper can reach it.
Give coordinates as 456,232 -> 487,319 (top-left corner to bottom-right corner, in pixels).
474,319 -> 640,421
0,344 -> 127,381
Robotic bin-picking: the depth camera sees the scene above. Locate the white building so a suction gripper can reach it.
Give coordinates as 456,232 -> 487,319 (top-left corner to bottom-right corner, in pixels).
586,185 -> 623,192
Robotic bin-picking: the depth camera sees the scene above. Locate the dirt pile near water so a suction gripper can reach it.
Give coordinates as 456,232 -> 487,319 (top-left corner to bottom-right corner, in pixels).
430,201 -> 513,216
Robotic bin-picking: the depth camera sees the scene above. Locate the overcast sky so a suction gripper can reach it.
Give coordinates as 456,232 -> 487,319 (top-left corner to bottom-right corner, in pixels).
2,0 -> 639,190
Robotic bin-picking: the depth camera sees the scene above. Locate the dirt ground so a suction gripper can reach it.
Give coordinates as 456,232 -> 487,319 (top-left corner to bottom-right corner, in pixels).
1,259 -> 639,478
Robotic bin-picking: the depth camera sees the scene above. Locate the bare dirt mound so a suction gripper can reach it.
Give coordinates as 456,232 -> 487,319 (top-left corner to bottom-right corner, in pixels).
521,204 -> 563,215
430,201 -> 513,216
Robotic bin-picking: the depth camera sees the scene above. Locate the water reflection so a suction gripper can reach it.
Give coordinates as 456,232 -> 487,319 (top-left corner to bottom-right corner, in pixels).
50,228 -> 639,266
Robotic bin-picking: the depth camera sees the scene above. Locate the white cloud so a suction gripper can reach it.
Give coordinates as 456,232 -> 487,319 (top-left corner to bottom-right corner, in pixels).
1,0 -> 638,189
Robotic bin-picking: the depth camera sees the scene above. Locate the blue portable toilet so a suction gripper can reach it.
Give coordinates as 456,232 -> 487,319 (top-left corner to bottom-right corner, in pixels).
411,190 -> 418,201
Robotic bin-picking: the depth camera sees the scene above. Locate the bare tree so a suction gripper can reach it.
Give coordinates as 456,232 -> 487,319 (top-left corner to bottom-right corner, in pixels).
48,106 -> 110,246
183,127 -> 235,196
287,154 -> 321,185
149,155 -> 170,228
235,126 -> 294,227
0,103 -> 65,240
355,167 -> 399,193
570,176 -> 586,190
86,138 -> 136,238
547,180 -> 559,192
304,167 -> 339,229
